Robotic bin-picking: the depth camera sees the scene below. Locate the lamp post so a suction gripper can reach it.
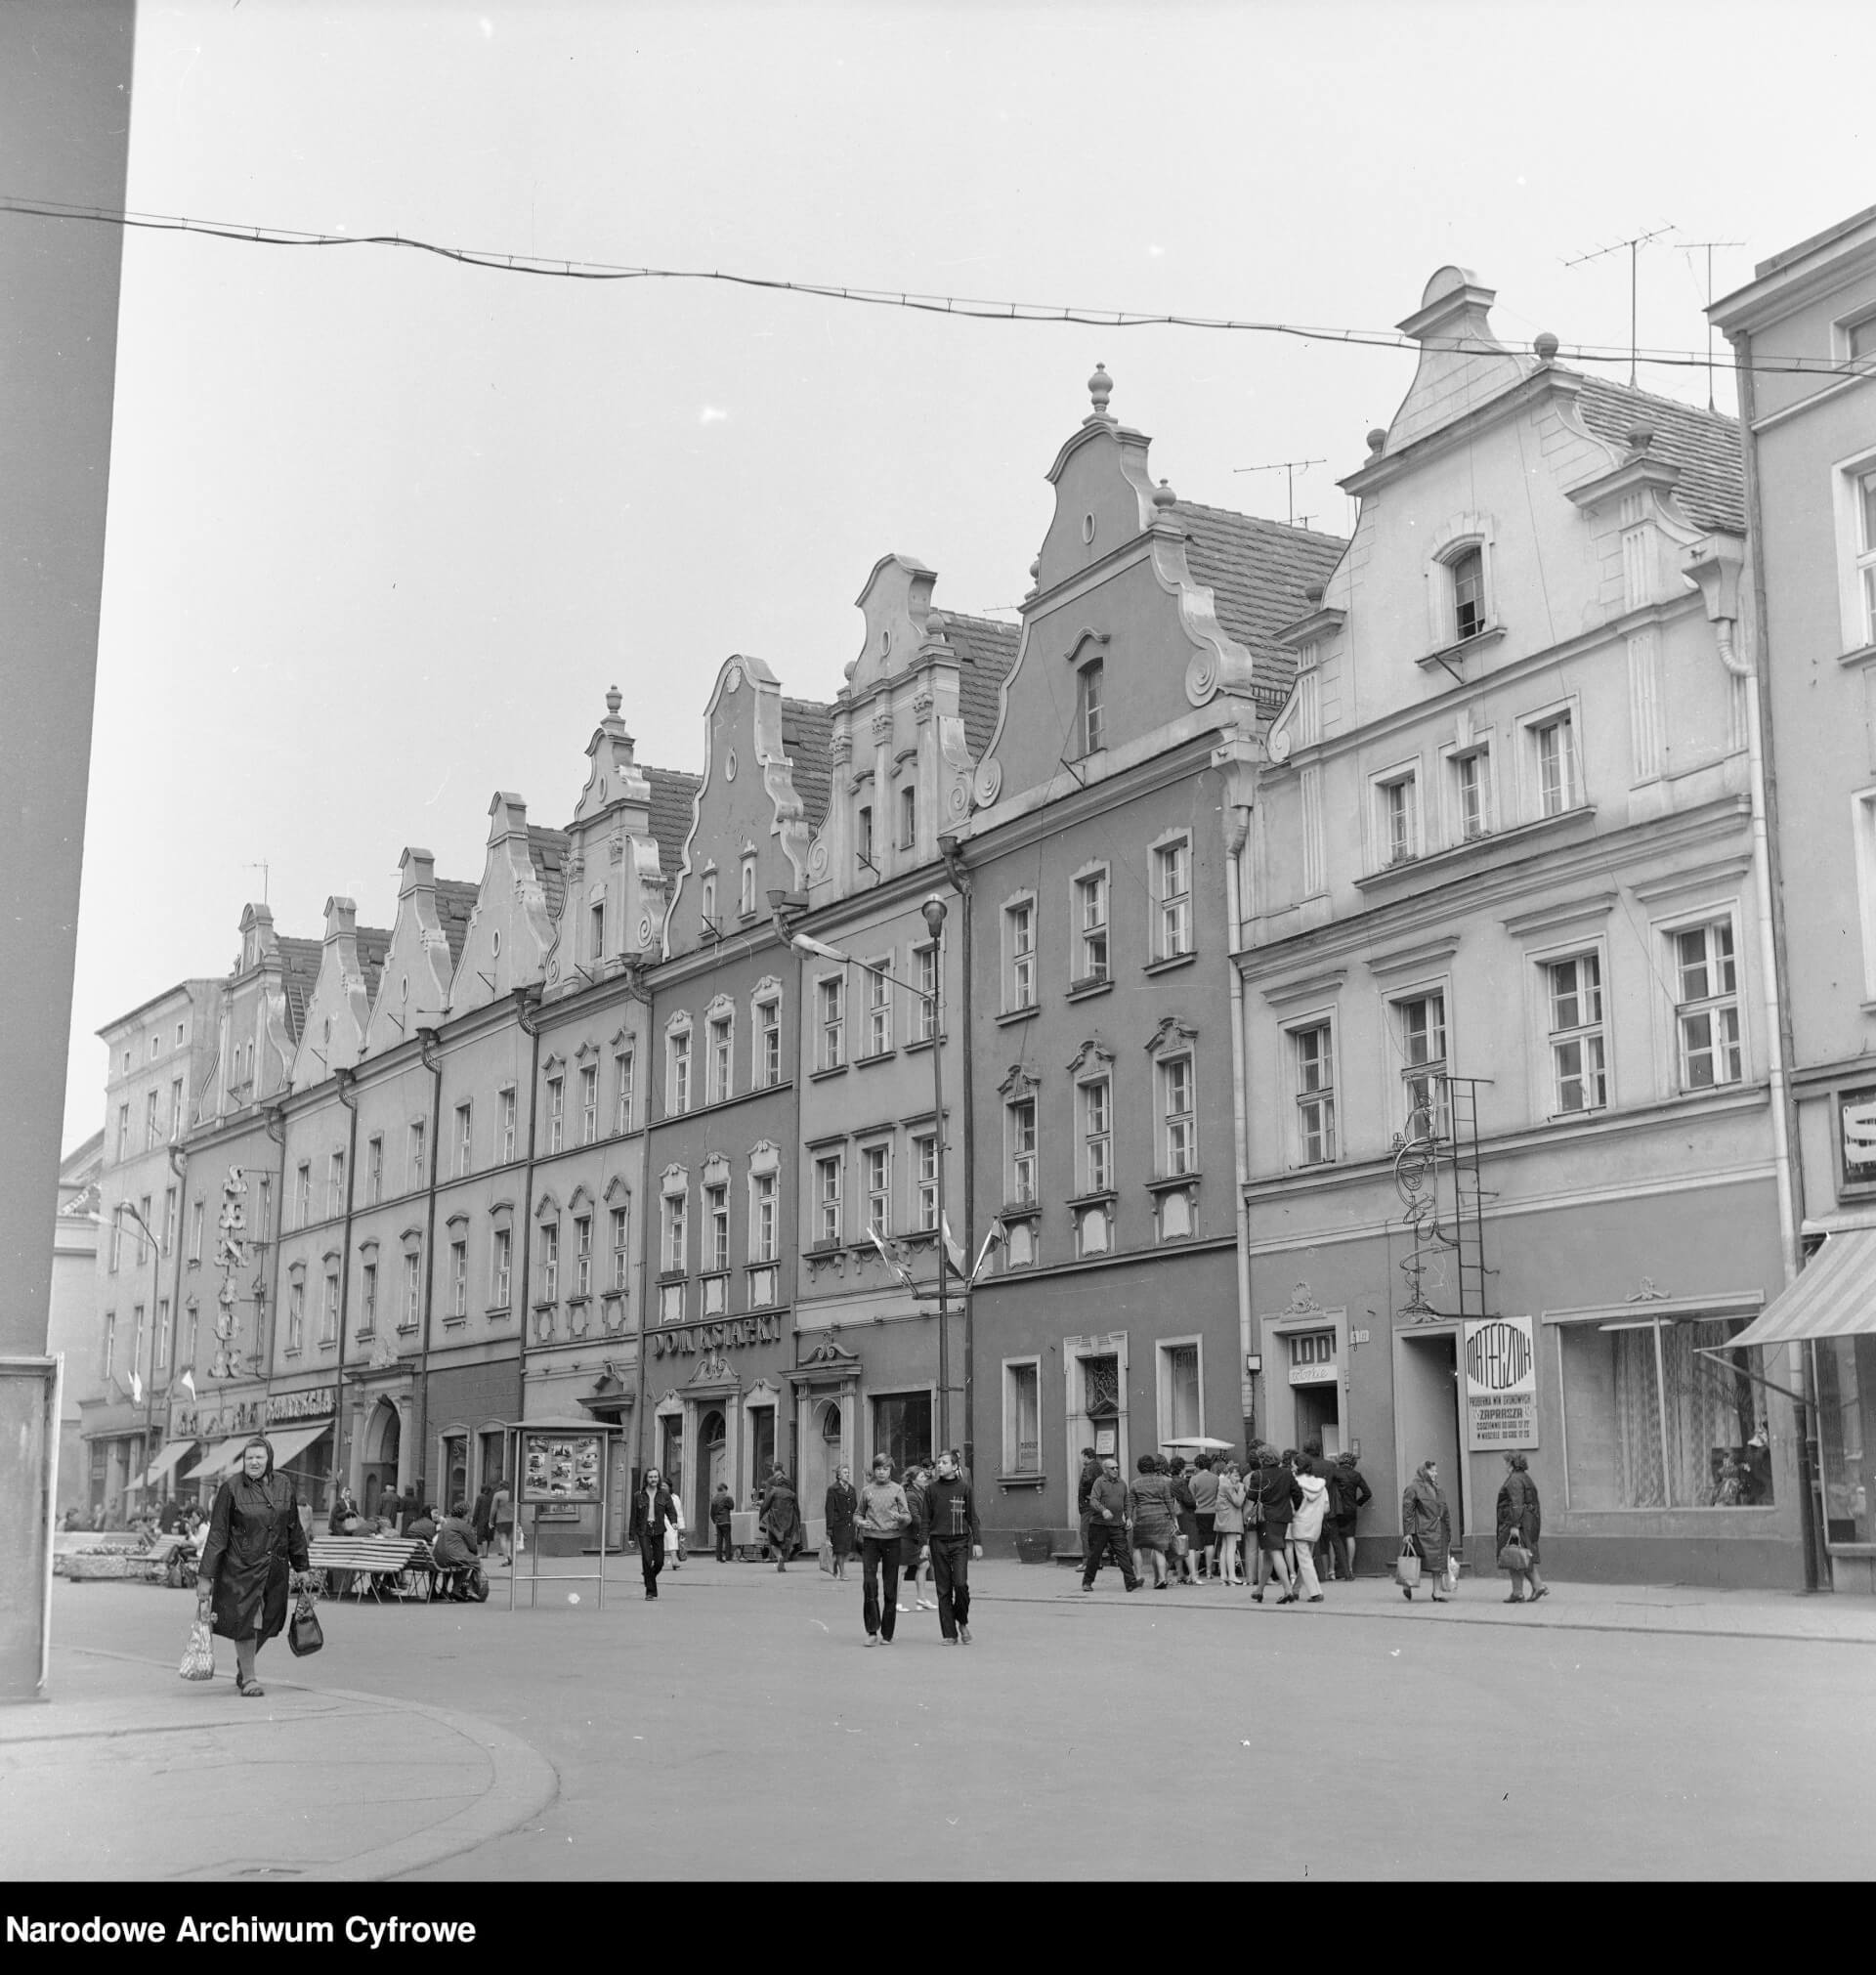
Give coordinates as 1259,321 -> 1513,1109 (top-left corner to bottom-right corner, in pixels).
791,892 -> 956,1454
115,1201 -> 163,1504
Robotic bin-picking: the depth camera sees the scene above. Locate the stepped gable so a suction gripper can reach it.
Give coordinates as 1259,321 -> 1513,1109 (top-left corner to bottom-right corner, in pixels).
1170,500 -> 1350,707
526,825 -> 572,921
277,937 -> 322,1043
1572,377 -> 1744,535
942,612 -> 1021,762
781,698 -> 835,832
434,879 -> 480,966
645,766 -> 702,878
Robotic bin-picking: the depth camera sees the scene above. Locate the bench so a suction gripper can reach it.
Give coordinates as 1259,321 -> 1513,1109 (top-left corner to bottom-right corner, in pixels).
306,1536 -> 438,1602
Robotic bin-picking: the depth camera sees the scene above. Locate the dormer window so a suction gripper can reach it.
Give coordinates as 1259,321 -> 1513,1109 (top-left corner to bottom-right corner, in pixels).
1451,547 -> 1484,641
1078,660 -> 1106,756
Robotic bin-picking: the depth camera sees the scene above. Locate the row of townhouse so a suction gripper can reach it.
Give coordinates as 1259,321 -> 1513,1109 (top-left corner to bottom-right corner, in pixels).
84,227 -> 1876,1587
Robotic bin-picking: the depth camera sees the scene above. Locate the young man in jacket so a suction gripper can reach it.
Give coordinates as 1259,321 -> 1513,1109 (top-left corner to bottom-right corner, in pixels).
855,1455 -> 911,1645
1082,1455 -> 1141,1592
921,1450 -> 983,1644
628,1467 -> 679,1599
709,1481 -> 736,1562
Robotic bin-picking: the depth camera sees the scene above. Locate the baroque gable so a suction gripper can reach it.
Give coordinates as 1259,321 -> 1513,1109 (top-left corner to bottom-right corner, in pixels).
289,896 -> 377,1092
365,848 -> 457,1055
450,793 -> 557,1015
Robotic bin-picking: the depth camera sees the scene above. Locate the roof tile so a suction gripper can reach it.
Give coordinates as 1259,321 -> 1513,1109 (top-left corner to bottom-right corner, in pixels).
938,612 -> 1022,761
644,767 -> 701,878
526,826 -> 573,922
1570,375 -> 1745,536
781,698 -> 835,832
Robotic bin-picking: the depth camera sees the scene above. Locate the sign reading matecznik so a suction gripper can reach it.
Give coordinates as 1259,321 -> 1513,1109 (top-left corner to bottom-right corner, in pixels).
1461,1314 -> 1539,1451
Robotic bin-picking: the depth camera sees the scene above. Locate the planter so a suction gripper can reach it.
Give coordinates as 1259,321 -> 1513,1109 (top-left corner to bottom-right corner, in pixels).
1013,1529 -> 1054,1566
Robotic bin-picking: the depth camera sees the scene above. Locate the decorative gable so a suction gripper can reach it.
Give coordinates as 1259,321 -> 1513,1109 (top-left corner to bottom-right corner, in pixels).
365,848 -> 457,1055
450,793 -> 557,1015
289,896 -> 378,1092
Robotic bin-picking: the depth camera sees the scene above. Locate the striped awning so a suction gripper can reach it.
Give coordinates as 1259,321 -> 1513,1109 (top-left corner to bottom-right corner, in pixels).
1727,1230 -> 1876,1350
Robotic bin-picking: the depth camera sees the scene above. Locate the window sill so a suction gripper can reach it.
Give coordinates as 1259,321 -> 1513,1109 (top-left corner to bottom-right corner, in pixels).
996,1473 -> 1047,1491
1066,977 -> 1113,1003
356,1328 -> 375,1344
282,1348 -> 302,1360
656,1270 -> 687,1287
854,1049 -> 896,1068
1066,1189 -> 1118,1212
1143,1171 -> 1201,1193
442,1315 -> 468,1330
567,1294 -> 590,1309
904,1033 -> 945,1054
996,1004 -> 1041,1027
485,1306 -> 512,1320
1836,641 -> 1876,668
1001,1202 -> 1042,1222
1143,951 -> 1197,976
1352,802 -> 1596,889
601,1287 -> 628,1302
810,1064 -> 849,1082
1416,623 -> 1507,673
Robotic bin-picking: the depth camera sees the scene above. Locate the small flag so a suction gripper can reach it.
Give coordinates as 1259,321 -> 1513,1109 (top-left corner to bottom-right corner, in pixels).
942,1215 -> 967,1280
129,1367 -> 144,1405
970,1222 -> 1005,1283
180,1369 -> 197,1401
869,1224 -> 915,1292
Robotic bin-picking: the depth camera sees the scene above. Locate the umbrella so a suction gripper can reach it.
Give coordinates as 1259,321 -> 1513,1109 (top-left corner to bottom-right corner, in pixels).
1162,1436 -> 1234,1451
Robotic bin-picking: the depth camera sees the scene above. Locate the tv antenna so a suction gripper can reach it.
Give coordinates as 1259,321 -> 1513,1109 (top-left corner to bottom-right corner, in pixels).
1564,223 -> 1675,386
1680,236 -> 1744,409
243,860 -> 271,905
1232,456 -> 1326,529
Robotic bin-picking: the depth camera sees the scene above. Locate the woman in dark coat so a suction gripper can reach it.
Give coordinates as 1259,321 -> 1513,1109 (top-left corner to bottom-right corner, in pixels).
1401,1457 -> 1454,1603
1168,1458 -> 1202,1585
471,1480 -> 496,1552
1126,1454 -> 1179,1589
194,1435 -> 310,1697
824,1464 -> 858,1580
1252,1446 -> 1302,1605
1496,1451 -> 1547,1604
761,1468 -> 801,1572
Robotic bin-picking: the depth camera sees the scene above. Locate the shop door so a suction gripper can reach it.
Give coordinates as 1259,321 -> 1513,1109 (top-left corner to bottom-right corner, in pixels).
697,1410 -> 726,1535
803,1400 -> 841,1524
1295,1382 -> 1342,1459
1396,1330 -> 1465,1535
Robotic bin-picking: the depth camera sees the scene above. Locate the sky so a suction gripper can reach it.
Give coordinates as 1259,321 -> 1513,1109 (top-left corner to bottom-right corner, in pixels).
54,0 -> 1874,1150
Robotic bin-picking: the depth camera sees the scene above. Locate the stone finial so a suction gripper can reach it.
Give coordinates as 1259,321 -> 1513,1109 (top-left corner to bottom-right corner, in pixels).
606,684 -> 622,717
1366,428 -> 1387,456
1304,583 -> 1325,608
1028,556 -> 1041,584
1533,331 -> 1559,362
1087,363 -> 1113,415
1628,422 -> 1655,454
1152,478 -> 1177,510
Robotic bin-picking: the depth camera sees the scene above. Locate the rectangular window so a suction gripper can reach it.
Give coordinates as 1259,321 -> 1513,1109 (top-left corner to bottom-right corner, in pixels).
102,1311 -> 115,1380
547,1075 -> 565,1151
1156,838 -> 1192,959
1162,1342 -> 1202,1442
866,963 -> 891,1057
816,1154 -> 843,1247
912,1133 -> 938,1231
184,1302 -> 198,1369
873,1391 -> 933,1481
1075,872 -> 1109,983
662,1192 -> 687,1275
1395,992 -> 1449,1135
669,1034 -> 691,1115
1006,901 -> 1036,1011
819,976 -> 845,1071
705,1186 -> 729,1273
137,1195 -> 150,1265
448,1241 -> 467,1319
741,859 -> 757,917
156,1299 -> 171,1371
914,943 -> 938,1043
1548,953 -> 1607,1114
361,1263 -> 378,1335
899,783 -> 917,850
116,1104 -> 129,1162
539,1224 -> 560,1304
367,1136 -> 383,1204
1380,771 -> 1419,866
1451,546 -> 1484,641
323,1270 -> 340,1344
402,1252 -> 421,1329
170,1076 -> 185,1140
326,1152 -> 345,1216
610,1205 -> 629,1291
491,1229 -> 511,1310
285,1285 -> 301,1354
258,1176 -> 273,1244
574,1215 -> 592,1298
1078,660 -> 1105,755
580,1064 -> 598,1141
1855,465 -> 1876,643
857,803 -> 874,870
108,1208 -> 122,1272
456,1102 -> 474,1176
1008,1097 -> 1038,1205
408,1121 -> 426,1190
1294,1022 -> 1337,1165
162,1185 -> 178,1256
1082,1078 -> 1112,1194
1162,1057 -> 1196,1176
864,1142 -> 891,1238
614,1053 -> 634,1134
295,1164 -> 311,1228
706,1017 -> 731,1103
1532,711 -> 1578,817
1003,1359 -> 1042,1475
1675,921 -> 1742,1090
1452,747 -> 1490,841
145,1091 -> 159,1151
751,1172 -> 779,1266
189,1197 -> 205,1262
756,1002 -> 781,1089
590,898 -> 607,966
500,1089 -> 517,1162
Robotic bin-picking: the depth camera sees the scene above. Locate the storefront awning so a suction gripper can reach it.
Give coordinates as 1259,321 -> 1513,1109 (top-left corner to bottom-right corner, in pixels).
136,1441 -> 195,1490
186,1438 -> 247,1481
1727,1229 -> 1876,1351
265,1422 -> 332,1474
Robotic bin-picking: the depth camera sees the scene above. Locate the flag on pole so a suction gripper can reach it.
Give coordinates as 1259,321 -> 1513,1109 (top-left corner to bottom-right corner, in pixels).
970,1222 -> 1005,1283
942,1215 -> 967,1281
129,1367 -> 144,1405
870,1224 -> 915,1292
179,1369 -> 197,1402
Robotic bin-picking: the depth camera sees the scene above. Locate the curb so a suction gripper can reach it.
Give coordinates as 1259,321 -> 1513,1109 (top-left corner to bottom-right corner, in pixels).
66,1646 -> 559,1881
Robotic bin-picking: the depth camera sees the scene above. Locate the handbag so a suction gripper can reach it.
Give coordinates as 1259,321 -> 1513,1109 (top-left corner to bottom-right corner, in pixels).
819,1537 -> 834,1574
179,1616 -> 216,1682
1498,1541 -> 1532,1573
1394,1539 -> 1423,1589
287,1590 -> 324,1657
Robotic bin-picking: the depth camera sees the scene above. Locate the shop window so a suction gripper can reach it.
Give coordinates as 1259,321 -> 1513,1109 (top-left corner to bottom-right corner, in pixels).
873,1391 -> 931,1480
1003,1359 -> 1042,1475
479,1429 -> 505,1494
1557,1315 -> 1772,1510
445,1434 -> 468,1513
1817,1334 -> 1874,1547
750,1407 -> 775,1487
1159,1342 -> 1201,1443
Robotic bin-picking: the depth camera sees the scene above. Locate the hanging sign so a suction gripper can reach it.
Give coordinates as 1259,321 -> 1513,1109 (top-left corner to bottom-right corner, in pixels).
1838,1086 -> 1876,1191
1462,1314 -> 1539,1450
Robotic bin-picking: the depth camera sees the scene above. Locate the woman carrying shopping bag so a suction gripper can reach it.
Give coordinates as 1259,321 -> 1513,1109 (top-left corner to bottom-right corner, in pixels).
1399,1458 -> 1454,1604
194,1435 -> 311,1697
1497,1451 -> 1547,1604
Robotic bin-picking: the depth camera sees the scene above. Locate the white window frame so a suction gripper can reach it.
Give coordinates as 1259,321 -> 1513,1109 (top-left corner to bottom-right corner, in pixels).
574,1212 -> 593,1299
1439,736 -> 1495,845
1541,945 -> 1610,1117
189,1196 -> 204,1262
500,1088 -> 517,1163
408,1121 -> 427,1191
546,1073 -> 565,1153
814,1152 -> 844,1247
1156,1334 -> 1206,1447
1154,835 -> 1192,961
862,1138 -> 891,1239
1007,1095 -> 1039,1206
1662,909 -> 1745,1094
749,1169 -> 779,1265
898,782 -> 917,852
456,1101 -> 474,1176
1004,895 -> 1037,1012
1390,985 -> 1450,1137
491,1227 -> 512,1310
1072,867 -> 1110,985
1288,1015 -> 1339,1167
1839,449 -> 1876,652
1080,1076 -> 1113,1196
579,1063 -> 599,1141
367,1134 -> 383,1204
1520,700 -> 1583,820
1160,1054 -> 1197,1177
865,960 -> 892,1058
740,856 -> 758,918
704,1184 -> 729,1275
661,1186 -> 688,1277
707,1012 -> 734,1103
402,1251 -> 422,1330
667,1024 -> 693,1116
609,1203 -> 629,1293
450,1239 -> 469,1319
817,973 -> 845,1072
361,1261 -> 378,1334
913,941 -> 938,1043
538,1222 -> 560,1305
614,1052 -> 635,1135
295,1163 -> 311,1228
1371,761 -> 1421,869
1077,658 -> 1106,756
1002,1355 -> 1044,1477
911,1131 -> 938,1231
755,997 -> 782,1089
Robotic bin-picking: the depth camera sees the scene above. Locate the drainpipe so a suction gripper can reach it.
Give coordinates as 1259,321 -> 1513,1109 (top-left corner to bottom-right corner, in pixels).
333,1067 -> 361,1493
414,1029 -> 445,1503
511,989 -> 544,1440
261,1103 -> 287,1382
162,1141 -> 189,1492
939,836 -> 975,1477
1213,736 -> 1259,1455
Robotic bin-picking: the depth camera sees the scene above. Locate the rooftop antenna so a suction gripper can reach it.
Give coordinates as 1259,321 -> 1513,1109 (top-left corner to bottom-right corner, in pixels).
1564,222 -> 1676,388
243,861 -> 270,905
1231,457 -> 1326,528
1680,236 -> 1744,410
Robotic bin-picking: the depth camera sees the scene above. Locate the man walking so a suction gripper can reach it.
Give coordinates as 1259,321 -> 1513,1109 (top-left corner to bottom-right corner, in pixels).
922,1450 -> 983,1645
628,1466 -> 679,1600
855,1455 -> 910,1646
1076,1445 -> 1100,1567
1081,1455 -> 1141,1592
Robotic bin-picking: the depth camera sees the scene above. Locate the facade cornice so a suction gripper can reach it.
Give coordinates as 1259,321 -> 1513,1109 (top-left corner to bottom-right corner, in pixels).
1339,365 -> 1582,497
964,723 -> 1232,856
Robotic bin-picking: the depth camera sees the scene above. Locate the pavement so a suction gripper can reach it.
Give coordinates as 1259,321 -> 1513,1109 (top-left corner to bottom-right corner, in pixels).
11,1556 -> 1876,1881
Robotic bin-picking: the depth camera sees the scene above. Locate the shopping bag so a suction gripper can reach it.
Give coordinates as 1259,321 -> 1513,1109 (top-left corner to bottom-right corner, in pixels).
464,1566 -> 490,1604
1498,1541 -> 1533,1574
287,1591 -> 324,1657
819,1538 -> 834,1574
1444,1554 -> 1461,1593
1394,1540 -> 1423,1589
179,1618 -> 216,1682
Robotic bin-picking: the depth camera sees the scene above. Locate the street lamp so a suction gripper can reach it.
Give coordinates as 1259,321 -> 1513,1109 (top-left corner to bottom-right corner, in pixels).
790,893 -> 957,1453
114,1200 -> 164,1506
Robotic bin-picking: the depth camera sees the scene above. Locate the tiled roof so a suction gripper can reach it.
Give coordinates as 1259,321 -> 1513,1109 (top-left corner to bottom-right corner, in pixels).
1169,501 -> 1350,706
781,698 -> 835,832
434,880 -> 480,966
1571,376 -> 1745,536
276,937 -> 322,1043
939,612 -> 1022,762
356,926 -> 392,1005
526,826 -> 572,922
645,767 -> 701,879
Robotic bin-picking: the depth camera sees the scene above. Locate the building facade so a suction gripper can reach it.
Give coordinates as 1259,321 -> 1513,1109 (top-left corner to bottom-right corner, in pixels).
47,1132 -> 103,1515
1239,268 -> 1802,1586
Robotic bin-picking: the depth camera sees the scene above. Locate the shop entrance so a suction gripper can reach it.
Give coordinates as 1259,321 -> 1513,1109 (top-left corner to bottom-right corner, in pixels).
1395,1328 -> 1465,1535
1293,1381 -> 1343,1458
696,1409 -> 727,1535
361,1398 -> 400,1516
802,1398 -> 842,1523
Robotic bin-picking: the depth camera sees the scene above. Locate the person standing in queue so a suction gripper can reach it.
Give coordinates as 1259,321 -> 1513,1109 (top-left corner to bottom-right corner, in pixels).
824,1464 -> 858,1580
194,1435 -> 311,1698
710,1480 -> 736,1562
629,1466 -> 679,1600
855,1455 -> 911,1646
921,1450 -> 983,1645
